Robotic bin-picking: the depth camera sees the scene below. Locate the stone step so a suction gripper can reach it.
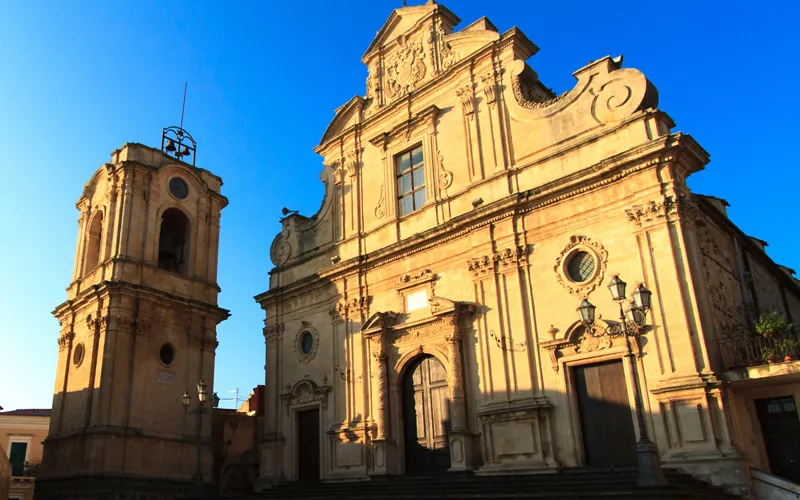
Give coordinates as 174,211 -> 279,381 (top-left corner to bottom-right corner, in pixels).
201,469 -> 740,500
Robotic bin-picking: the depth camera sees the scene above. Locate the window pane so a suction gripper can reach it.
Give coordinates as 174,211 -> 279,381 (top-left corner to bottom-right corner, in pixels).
396,153 -> 411,174
414,188 -> 426,209
400,195 -> 414,216
398,173 -> 412,195
412,167 -> 425,188
411,147 -> 423,167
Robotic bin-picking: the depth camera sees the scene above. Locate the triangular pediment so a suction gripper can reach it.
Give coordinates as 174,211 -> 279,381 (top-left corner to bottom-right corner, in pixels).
362,2 -> 459,62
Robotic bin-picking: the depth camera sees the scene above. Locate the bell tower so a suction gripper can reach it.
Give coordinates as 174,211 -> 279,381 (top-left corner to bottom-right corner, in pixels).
37,128 -> 229,500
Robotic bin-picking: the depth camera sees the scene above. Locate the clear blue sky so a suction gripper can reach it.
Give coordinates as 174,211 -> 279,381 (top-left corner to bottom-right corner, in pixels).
1,1 -> 798,410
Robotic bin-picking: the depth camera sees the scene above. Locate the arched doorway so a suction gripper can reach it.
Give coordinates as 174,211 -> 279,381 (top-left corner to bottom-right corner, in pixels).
402,354 -> 451,474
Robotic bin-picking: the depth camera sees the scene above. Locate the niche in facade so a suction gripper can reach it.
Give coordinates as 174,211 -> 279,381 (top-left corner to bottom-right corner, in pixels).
83,212 -> 104,274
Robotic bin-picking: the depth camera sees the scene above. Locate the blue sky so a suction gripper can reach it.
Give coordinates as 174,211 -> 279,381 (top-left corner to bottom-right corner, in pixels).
1,1 -> 798,410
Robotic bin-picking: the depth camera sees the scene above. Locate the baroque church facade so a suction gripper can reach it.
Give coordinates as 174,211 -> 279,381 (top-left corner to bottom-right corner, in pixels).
256,1 -> 800,494
35,2 -> 800,499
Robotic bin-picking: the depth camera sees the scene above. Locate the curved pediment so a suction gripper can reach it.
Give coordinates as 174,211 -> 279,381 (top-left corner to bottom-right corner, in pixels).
318,96 -> 365,146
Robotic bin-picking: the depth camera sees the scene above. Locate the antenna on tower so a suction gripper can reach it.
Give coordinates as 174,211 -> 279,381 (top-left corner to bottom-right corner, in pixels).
161,81 -> 197,166
180,82 -> 187,130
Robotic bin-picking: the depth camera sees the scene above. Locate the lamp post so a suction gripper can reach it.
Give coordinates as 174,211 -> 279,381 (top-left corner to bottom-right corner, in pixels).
578,276 -> 666,486
182,379 -> 210,496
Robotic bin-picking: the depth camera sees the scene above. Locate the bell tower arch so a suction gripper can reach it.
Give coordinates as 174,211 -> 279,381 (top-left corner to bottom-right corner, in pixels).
37,134 -> 229,500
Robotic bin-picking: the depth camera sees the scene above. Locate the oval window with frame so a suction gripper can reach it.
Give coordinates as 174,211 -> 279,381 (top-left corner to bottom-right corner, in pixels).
299,332 -> 314,355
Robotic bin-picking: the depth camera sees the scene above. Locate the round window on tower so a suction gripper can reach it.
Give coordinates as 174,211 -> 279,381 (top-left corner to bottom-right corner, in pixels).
168,177 -> 189,200
73,343 -> 85,367
159,343 -> 176,366
566,250 -> 596,283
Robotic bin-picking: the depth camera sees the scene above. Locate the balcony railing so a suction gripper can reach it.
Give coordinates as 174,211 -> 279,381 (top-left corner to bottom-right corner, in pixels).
719,332 -> 800,370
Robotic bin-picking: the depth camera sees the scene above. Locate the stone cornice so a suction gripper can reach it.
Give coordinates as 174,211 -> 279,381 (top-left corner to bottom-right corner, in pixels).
53,280 -> 230,322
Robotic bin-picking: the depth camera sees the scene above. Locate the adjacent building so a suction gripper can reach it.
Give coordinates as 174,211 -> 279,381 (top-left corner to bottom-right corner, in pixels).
0,409 -> 50,500
255,1 -> 800,495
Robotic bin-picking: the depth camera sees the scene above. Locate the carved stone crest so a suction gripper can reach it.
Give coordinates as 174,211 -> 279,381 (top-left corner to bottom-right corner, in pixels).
386,36 -> 427,99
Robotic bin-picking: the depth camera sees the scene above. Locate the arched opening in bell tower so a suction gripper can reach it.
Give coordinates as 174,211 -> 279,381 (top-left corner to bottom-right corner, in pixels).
83,211 -> 104,274
158,208 -> 189,275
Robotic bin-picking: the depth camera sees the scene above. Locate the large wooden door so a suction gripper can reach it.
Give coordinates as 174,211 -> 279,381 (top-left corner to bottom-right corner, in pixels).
574,360 -> 637,467
297,409 -> 320,481
755,396 -> 800,483
403,355 -> 451,474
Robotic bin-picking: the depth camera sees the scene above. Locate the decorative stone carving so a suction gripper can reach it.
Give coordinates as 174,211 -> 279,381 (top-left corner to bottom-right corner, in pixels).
553,236 -> 608,297
436,22 -> 457,70
456,84 -> 475,116
294,322 -> 320,364
374,185 -> 385,219
263,322 -> 284,343
395,269 -> 434,286
437,151 -> 453,190
280,379 -> 332,416
481,72 -> 497,105
625,196 -> 677,227
57,331 -> 75,351
269,230 -> 291,267
386,36 -> 427,100
345,296 -> 372,316
488,329 -> 526,352
468,246 -> 528,277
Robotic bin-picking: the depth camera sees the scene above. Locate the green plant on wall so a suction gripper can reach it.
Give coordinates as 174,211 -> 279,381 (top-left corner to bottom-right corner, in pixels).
754,311 -> 793,337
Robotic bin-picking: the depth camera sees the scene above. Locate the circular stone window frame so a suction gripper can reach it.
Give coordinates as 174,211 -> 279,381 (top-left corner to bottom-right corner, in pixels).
554,236 -> 609,297
168,177 -> 190,201
73,343 -> 86,367
294,322 -> 319,364
159,342 -> 177,367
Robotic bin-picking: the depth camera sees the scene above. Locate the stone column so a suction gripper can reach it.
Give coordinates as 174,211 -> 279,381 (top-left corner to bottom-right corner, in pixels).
370,331 -> 391,476
373,338 -> 389,439
446,311 -> 474,472
255,321 -> 283,491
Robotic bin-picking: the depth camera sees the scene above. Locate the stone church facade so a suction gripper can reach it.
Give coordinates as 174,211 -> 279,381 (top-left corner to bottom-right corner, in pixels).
256,1 -> 800,494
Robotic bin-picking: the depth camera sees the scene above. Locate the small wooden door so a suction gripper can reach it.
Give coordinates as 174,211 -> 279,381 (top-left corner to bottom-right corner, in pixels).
755,396 -> 800,483
297,409 -> 320,481
403,355 -> 451,474
574,360 -> 637,467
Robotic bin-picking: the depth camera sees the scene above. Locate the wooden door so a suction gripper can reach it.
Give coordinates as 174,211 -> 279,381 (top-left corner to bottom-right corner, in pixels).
403,355 -> 451,474
574,360 -> 637,467
297,409 -> 320,481
755,396 -> 800,483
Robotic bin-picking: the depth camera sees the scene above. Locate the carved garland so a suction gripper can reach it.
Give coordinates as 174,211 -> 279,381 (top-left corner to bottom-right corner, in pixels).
553,236 -> 608,297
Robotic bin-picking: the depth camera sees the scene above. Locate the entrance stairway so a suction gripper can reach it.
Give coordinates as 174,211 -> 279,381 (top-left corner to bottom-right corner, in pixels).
211,468 -> 743,499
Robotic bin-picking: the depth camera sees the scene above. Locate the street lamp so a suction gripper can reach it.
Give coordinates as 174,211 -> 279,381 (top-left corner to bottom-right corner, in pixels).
182,379 -> 210,496
578,275 -> 666,486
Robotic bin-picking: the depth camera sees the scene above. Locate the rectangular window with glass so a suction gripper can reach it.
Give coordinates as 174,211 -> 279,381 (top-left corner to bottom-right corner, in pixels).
396,145 -> 426,216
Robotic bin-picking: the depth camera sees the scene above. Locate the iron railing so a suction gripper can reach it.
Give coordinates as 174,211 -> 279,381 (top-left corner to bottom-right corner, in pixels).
719,332 -> 800,370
